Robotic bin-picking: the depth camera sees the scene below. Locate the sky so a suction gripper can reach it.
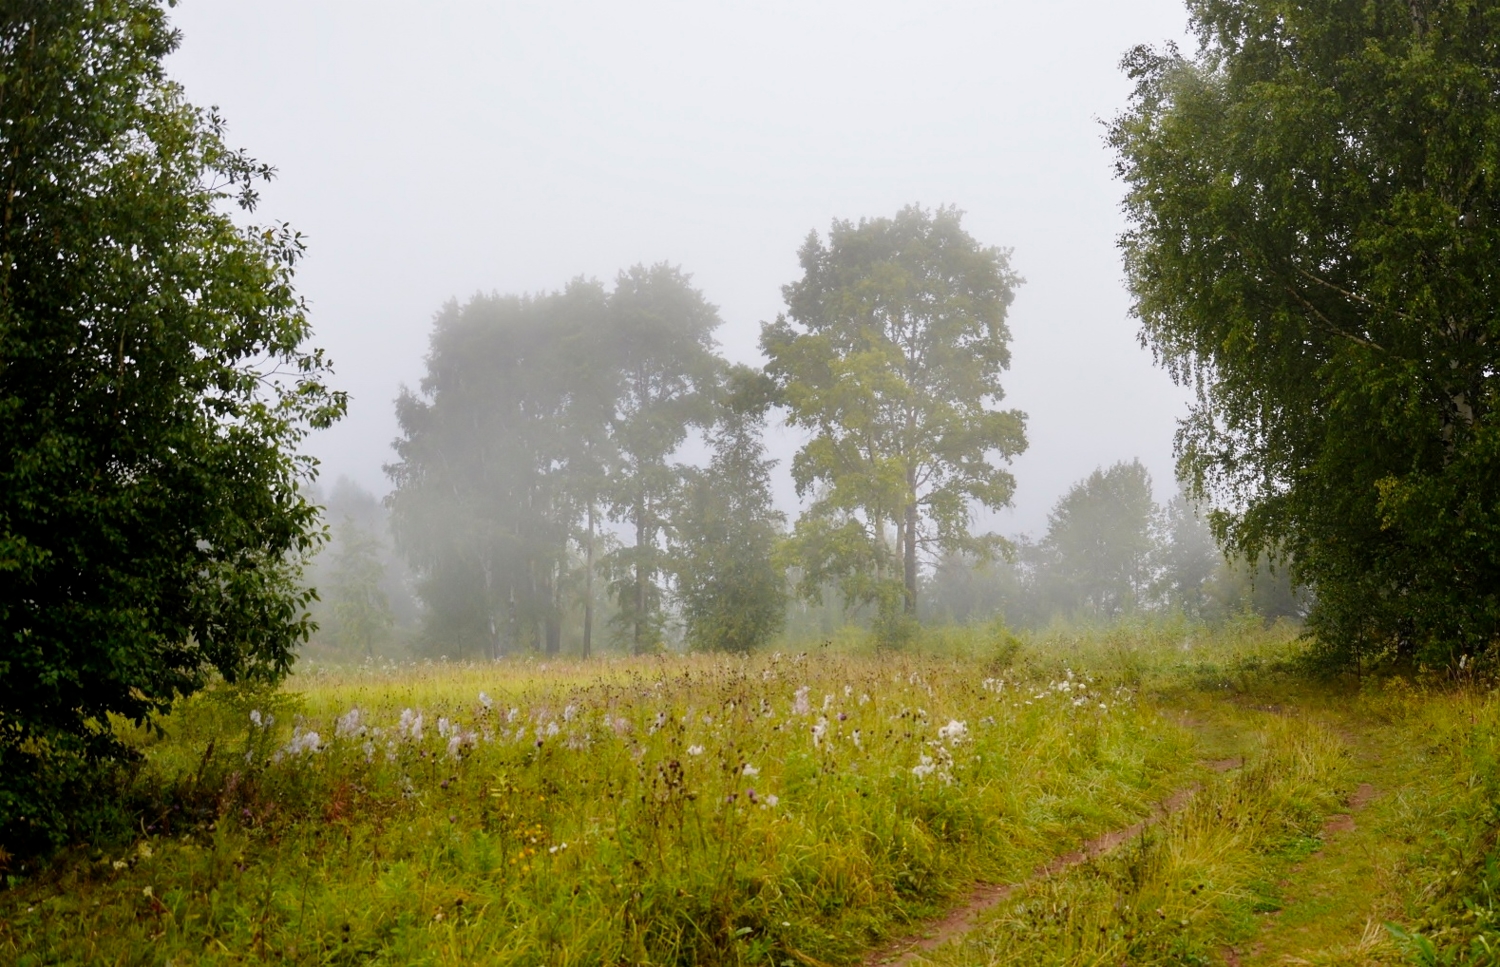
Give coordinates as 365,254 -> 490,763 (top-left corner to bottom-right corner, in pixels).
165,0 -> 1197,539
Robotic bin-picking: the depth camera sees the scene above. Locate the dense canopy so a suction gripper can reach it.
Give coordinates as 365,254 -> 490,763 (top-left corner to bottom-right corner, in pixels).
1111,0 -> 1500,669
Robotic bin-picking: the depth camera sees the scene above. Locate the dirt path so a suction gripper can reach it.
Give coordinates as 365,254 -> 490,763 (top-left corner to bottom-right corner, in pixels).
862,758 -> 1244,967
1225,715 -> 1404,966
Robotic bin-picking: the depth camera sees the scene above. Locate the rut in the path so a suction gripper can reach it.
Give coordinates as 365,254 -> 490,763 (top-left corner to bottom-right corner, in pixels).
862,758 -> 1245,967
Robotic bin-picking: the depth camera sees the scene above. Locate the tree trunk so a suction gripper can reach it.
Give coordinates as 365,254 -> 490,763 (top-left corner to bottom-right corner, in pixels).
634,493 -> 648,654
583,500 -> 594,659
904,495 -> 918,616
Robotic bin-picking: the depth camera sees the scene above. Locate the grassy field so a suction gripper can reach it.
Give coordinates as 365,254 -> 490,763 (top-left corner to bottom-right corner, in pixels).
2,621 -> 1498,965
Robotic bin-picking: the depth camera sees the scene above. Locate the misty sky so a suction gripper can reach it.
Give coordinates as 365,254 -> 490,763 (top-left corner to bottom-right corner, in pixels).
166,1 -> 1196,538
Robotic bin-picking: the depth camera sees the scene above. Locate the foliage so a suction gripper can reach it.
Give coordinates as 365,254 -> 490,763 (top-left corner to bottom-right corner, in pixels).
326,517 -> 394,657
671,366 -> 786,653
1153,486 -> 1221,619
923,463 -> 1306,631
602,264 -> 722,654
1039,460 -> 1158,620
762,205 -> 1027,637
388,267 -> 720,659
387,281 -> 614,658
302,477 -> 418,657
0,0 -> 343,854
1110,0 -> 1500,670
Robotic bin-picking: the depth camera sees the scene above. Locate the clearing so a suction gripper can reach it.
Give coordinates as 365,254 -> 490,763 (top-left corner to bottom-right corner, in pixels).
1,624 -> 1497,965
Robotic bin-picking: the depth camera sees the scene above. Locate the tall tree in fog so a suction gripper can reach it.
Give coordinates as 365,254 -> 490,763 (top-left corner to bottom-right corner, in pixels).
0,0 -> 346,848
1112,1 -> 1500,668
603,265 -> 722,654
1155,486 -> 1220,619
388,282 -> 611,657
671,366 -> 786,653
327,518 -> 393,657
761,206 -> 1026,638
1041,460 -> 1157,620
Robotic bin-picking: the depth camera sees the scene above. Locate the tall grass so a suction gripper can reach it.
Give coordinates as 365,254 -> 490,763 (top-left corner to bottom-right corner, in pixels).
1,642 -> 1199,965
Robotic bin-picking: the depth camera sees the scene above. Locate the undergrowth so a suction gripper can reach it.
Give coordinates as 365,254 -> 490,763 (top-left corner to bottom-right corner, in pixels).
3,620 -> 1497,965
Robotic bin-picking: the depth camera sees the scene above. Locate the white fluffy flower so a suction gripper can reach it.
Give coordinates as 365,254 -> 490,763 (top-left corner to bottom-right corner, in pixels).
335,707 -> 363,738
398,708 -> 424,741
792,686 -> 811,716
686,744 -> 704,756
937,719 -> 968,744
281,727 -> 322,757
742,763 -> 760,777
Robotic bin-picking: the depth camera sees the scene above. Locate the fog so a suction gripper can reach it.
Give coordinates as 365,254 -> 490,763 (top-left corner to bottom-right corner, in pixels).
166,0 -> 1194,538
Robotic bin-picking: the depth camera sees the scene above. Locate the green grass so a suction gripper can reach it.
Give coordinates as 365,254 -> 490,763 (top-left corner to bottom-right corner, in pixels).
2,622 -> 1498,966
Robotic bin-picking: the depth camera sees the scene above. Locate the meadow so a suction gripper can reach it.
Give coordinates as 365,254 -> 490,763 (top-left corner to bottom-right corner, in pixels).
2,621 -> 1498,966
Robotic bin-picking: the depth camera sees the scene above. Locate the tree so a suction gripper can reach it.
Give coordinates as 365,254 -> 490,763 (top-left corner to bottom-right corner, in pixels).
1155,486 -> 1221,619
388,282 -> 611,658
0,1 -> 344,849
1038,461 -> 1158,620
603,264 -> 721,653
761,205 -> 1026,639
671,366 -> 786,653
1110,1 -> 1500,668
327,517 -> 394,657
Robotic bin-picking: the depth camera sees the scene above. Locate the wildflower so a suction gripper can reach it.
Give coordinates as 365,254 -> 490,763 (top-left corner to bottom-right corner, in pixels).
844,685 -> 853,697
447,730 -> 477,760
112,860 -> 127,871
545,721 -> 559,738
852,729 -> 862,749
742,763 -> 760,777
513,725 -> 526,743
142,885 -> 153,898
506,707 -> 519,724
764,794 -> 779,808
335,707 -> 363,738
912,754 -> 936,779
437,717 -> 452,738
859,693 -> 870,705
281,727 -> 323,757
478,691 -> 494,710
563,703 -> 577,723
398,708 -> 424,741
686,745 -> 704,756
811,717 -> 828,749
822,693 -> 833,711
792,685 -> 811,716
249,709 -> 263,728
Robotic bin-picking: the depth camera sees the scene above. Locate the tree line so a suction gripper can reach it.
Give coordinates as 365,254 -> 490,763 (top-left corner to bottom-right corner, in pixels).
343,207 -> 1032,657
